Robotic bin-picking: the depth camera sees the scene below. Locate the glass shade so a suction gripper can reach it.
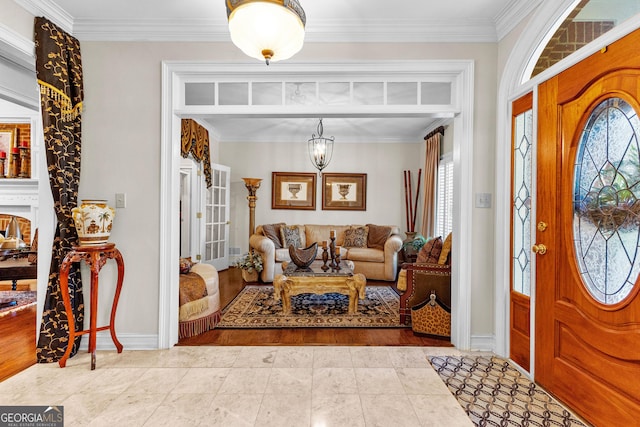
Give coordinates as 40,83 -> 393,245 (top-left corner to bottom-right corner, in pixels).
228,1 -> 305,64
308,119 -> 334,173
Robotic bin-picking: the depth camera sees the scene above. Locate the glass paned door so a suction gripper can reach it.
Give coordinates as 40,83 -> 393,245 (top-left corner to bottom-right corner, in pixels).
202,163 -> 230,271
510,92 -> 534,372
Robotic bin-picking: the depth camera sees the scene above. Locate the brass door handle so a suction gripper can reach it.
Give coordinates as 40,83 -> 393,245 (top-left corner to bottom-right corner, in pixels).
532,244 -> 547,255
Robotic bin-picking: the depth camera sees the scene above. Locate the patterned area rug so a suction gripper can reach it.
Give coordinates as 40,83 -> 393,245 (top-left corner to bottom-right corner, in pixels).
429,355 -> 589,427
218,285 -> 403,328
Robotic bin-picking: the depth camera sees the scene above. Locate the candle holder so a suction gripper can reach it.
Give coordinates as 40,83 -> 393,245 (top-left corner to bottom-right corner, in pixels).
0,156 -> 5,178
329,234 -> 337,269
321,245 -> 329,271
8,148 -> 19,178
334,246 -> 342,270
19,145 -> 30,178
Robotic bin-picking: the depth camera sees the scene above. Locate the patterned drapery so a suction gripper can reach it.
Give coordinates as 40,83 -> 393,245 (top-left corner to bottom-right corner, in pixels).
421,126 -> 444,237
181,119 -> 212,188
34,16 -> 85,363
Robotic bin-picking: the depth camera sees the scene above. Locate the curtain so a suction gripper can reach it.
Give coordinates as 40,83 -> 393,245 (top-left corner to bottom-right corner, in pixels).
181,119 -> 212,188
34,17 -> 85,363
420,127 -> 444,237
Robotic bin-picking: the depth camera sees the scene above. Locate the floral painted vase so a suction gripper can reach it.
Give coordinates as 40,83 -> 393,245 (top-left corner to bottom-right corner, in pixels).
71,199 -> 115,246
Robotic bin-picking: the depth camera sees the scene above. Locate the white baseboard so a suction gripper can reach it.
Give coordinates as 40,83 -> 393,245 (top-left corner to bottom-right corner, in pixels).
78,333 -> 158,351
470,334 -> 495,352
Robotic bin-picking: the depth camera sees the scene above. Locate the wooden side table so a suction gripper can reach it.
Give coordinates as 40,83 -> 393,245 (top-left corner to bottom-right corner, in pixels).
58,243 -> 125,370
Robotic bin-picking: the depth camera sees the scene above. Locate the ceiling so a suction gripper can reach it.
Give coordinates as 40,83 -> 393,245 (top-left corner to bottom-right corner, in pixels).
17,0 -> 537,143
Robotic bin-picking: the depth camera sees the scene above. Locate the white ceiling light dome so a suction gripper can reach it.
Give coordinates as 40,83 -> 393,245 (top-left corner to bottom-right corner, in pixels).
226,0 -> 306,65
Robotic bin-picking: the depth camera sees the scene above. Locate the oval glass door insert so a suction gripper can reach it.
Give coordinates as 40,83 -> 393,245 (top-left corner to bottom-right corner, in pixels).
574,97 -> 640,305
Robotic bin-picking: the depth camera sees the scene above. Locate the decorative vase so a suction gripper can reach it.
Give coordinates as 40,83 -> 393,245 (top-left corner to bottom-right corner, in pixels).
402,231 -> 418,263
72,199 -> 115,246
241,269 -> 259,283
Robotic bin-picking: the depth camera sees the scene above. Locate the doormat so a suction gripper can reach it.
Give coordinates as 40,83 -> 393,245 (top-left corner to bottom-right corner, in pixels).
218,285 -> 403,328
429,355 -> 589,426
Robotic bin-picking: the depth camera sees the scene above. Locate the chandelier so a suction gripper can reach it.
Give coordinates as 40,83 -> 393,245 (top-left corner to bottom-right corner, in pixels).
226,0 -> 306,65
308,119 -> 334,174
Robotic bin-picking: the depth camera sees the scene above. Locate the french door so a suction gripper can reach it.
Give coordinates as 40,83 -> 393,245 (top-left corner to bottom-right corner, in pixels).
536,29 -> 640,426
201,163 -> 231,271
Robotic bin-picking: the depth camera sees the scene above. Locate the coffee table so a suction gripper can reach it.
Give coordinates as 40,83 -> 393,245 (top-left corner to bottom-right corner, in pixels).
273,260 -> 367,314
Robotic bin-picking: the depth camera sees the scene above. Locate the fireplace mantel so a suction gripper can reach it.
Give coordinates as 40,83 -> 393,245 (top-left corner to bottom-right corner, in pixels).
0,179 -> 38,230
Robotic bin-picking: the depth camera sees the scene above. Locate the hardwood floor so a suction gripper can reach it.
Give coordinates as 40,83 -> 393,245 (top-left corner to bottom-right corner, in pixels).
177,267 -> 453,347
0,303 -> 36,381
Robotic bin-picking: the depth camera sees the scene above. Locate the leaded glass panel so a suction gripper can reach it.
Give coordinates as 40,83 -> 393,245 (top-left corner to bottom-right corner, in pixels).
574,97 -> 640,304
512,109 -> 533,296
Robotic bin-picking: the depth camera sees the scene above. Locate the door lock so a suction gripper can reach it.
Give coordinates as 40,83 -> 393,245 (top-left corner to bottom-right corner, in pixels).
532,243 -> 547,255
537,221 -> 548,232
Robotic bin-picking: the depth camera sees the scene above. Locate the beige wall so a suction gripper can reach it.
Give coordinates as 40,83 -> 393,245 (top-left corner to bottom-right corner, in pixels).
223,141 -> 425,256
0,0 -> 34,40
0,9 -> 500,343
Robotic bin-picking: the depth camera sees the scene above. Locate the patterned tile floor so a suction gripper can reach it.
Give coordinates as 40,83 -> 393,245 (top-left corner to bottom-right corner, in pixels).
0,346 -> 476,426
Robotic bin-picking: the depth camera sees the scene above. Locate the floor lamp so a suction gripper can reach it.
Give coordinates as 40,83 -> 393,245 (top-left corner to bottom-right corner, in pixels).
242,177 -> 262,256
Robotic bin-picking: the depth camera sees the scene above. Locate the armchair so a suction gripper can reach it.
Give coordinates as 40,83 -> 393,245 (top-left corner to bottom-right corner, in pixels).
397,262 -> 451,326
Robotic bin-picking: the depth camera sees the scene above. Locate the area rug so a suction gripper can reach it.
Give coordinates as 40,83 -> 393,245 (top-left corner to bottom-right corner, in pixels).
429,355 -> 589,426
218,285 -> 403,328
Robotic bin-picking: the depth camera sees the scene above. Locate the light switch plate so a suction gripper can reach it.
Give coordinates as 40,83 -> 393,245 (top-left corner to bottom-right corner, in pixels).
475,193 -> 491,208
115,193 -> 126,208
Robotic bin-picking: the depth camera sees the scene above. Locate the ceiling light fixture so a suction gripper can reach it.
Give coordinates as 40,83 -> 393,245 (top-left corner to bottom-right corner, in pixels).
226,0 -> 306,65
308,118 -> 334,175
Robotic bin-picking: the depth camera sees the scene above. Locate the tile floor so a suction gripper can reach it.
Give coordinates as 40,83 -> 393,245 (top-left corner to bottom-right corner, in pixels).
0,346 -> 476,426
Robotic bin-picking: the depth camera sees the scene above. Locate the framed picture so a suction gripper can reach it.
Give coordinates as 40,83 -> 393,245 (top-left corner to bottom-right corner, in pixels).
0,128 -> 16,177
271,172 -> 317,210
322,173 -> 367,210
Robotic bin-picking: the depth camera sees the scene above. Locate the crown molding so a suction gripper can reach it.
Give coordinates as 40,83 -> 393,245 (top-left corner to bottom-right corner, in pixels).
14,1 -> 534,44
306,20 -> 499,43
494,0 -> 543,41
70,18 -> 501,43
13,0 -> 74,34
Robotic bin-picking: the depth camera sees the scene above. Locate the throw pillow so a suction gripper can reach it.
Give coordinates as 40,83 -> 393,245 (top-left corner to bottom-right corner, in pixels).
438,232 -> 452,265
366,224 -> 392,249
262,223 -> 284,249
344,226 -> 369,248
179,257 -> 194,274
280,225 -> 302,249
417,236 -> 443,264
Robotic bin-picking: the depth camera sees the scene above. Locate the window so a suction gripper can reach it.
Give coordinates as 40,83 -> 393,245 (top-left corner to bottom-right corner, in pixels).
435,152 -> 453,239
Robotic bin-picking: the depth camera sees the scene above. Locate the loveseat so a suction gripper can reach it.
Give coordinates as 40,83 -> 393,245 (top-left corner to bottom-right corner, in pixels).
249,223 -> 403,283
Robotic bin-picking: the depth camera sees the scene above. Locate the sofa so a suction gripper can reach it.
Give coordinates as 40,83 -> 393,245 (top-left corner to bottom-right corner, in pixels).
249,223 -> 403,283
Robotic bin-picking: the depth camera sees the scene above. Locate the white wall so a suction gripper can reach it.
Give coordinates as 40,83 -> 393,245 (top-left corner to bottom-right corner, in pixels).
0,6 -> 500,344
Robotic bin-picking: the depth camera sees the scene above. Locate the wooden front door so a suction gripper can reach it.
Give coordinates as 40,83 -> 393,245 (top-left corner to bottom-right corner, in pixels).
536,30 -> 640,426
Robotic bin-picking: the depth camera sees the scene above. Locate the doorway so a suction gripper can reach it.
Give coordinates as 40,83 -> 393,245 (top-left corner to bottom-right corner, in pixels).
160,60 -> 476,349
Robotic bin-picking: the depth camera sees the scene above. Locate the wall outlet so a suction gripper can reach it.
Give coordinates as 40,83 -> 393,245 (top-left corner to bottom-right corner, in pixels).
475,193 -> 492,208
115,193 -> 126,208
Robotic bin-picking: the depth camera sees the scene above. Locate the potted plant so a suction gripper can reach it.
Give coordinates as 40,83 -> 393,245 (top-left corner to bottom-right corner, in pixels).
401,232 -> 428,263
235,252 -> 263,282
